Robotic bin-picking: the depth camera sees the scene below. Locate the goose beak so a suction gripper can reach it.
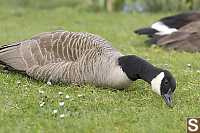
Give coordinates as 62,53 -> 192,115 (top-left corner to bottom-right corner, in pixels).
162,89 -> 173,108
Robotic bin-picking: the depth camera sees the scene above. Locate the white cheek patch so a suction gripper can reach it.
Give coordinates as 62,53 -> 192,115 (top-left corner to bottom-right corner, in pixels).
151,72 -> 165,95
151,21 -> 178,35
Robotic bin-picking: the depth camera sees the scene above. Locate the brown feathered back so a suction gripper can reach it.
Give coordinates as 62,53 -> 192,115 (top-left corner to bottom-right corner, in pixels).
158,32 -> 200,52
179,21 -> 200,33
157,21 -> 200,52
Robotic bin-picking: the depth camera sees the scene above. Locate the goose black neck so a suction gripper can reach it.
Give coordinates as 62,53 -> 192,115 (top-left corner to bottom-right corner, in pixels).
118,55 -> 161,84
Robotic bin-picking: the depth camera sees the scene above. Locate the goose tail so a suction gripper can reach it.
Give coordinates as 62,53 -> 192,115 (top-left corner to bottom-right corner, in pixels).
134,27 -> 158,37
0,42 -> 27,72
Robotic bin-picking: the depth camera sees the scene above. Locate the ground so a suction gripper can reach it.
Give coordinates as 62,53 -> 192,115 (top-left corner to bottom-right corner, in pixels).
0,7 -> 199,133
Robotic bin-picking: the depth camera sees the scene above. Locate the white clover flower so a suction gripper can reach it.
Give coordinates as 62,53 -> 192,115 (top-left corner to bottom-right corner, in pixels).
60,114 -> 65,118
59,101 -> 65,106
77,94 -> 83,97
39,102 -> 45,107
65,95 -> 70,99
58,92 -> 63,95
52,109 -> 58,114
39,90 -> 44,94
47,81 -> 52,85
187,64 -> 191,67
16,80 -> 21,84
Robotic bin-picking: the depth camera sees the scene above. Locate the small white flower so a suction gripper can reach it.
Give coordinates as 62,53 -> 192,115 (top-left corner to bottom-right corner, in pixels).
39,102 -> 45,107
65,95 -> 70,99
197,70 -> 200,73
52,109 -> 58,114
47,81 -> 52,85
58,92 -> 63,95
77,94 -> 83,97
39,90 -> 44,94
16,80 -> 21,84
187,64 -> 191,67
60,114 -> 65,118
59,101 -> 65,106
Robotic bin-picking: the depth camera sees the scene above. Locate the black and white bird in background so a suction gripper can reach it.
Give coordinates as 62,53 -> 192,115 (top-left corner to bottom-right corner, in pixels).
134,11 -> 200,52
0,31 -> 176,107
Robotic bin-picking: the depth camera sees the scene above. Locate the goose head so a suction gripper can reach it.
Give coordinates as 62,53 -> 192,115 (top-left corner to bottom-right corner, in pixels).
118,55 -> 176,107
150,70 -> 176,107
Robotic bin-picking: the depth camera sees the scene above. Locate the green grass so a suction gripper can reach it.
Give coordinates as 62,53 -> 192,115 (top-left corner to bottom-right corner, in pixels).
0,7 -> 200,133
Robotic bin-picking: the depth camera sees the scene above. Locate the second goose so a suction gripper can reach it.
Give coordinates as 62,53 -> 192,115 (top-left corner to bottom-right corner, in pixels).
134,11 -> 200,52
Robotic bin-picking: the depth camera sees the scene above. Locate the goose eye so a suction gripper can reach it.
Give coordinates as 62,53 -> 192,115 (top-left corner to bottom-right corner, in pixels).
164,79 -> 168,85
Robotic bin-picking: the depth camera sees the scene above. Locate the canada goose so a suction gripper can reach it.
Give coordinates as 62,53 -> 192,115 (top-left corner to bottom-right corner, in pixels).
134,11 -> 200,37
137,20 -> 200,52
134,12 -> 200,52
156,21 -> 200,52
0,31 -> 176,107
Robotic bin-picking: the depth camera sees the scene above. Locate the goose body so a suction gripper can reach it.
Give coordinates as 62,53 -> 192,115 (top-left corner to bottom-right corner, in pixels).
0,31 -> 176,107
134,12 -> 200,52
0,31 -> 132,88
156,21 -> 200,52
